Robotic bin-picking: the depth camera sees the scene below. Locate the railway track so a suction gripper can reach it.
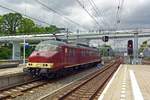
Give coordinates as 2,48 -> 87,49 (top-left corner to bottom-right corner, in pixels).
39,59 -> 122,100
0,59 -> 122,100
0,64 -> 98,100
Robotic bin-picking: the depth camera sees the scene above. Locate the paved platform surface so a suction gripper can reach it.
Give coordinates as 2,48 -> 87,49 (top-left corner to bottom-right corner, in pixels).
0,64 -> 24,76
99,64 -> 150,100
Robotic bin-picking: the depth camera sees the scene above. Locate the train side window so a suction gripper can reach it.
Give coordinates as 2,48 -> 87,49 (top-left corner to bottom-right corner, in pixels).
72,49 -> 73,56
83,50 -> 84,55
86,51 -> 87,55
70,48 -> 73,57
81,50 -> 84,56
69,49 -> 71,56
89,51 -> 91,56
68,48 -> 74,57
83,50 -> 84,56
72,48 -> 75,56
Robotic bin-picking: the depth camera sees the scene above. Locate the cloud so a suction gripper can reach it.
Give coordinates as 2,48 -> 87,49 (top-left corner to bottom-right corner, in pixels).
0,0 -> 150,31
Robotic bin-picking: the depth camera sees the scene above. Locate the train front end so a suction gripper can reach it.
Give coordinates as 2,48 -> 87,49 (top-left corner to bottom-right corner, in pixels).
23,40 -> 60,77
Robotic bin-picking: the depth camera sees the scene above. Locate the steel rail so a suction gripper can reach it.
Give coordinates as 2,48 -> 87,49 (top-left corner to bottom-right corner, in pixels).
40,59 -> 122,100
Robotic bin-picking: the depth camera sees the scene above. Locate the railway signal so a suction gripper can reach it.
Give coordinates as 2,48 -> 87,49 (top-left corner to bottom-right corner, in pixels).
102,36 -> 109,42
127,40 -> 133,55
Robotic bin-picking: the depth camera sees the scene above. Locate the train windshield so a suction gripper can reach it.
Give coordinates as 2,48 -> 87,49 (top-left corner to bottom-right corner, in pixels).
35,41 -> 59,51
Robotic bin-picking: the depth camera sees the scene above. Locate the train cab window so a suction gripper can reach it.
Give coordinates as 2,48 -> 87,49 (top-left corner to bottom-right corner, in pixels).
35,44 -> 58,51
35,41 -> 59,51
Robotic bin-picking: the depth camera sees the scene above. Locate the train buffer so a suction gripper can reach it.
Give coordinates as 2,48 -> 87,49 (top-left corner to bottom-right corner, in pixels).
98,64 -> 149,100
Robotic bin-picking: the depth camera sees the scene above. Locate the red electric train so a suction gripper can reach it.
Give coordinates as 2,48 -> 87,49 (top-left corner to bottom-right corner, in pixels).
23,40 -> 101,77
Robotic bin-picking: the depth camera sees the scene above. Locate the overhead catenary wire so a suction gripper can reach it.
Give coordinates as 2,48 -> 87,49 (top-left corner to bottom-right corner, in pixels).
36,0 -> 90,31
87,0 -> 106,27
115,0 -> 125,30
87,0 -> 111,30
119,0 -> 125,22
75,0 -> 102,30
113,0 -> 125,51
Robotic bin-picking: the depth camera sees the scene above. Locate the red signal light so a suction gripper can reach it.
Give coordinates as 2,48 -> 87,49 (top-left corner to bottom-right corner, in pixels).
127,40 -> 133,55
128,44 -> 132,48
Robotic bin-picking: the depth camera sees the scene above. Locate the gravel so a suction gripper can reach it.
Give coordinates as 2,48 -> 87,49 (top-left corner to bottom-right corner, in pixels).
14,67 -> 101,100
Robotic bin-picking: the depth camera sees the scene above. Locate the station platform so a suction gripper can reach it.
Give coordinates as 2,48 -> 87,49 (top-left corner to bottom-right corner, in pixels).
99,64 -> 149,100
0,64 -> 24,76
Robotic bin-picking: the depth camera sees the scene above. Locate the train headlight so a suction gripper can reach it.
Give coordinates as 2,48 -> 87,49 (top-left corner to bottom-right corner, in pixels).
26,63 -> 53,68
42,63 -> 53,68
26,63 -> 33,67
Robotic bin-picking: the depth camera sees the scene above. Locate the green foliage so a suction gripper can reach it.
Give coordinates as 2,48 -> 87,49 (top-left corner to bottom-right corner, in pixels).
25,46 -> 35,57
139,41 -> 148,52
18,18 -> 35,34
98,44 -> 114,57
0,15 -> 4,35
0,12 -> 61,59
143,41 -> 147,45
0,13 -> 60,35
1,13 -> 22,35
45,25 -> 59,34
20,45 -> 35,58
0,47 -> 12,59
32,26 -> 45,33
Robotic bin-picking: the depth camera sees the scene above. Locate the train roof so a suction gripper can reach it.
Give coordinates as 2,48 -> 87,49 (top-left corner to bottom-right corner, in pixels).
40,40 -> 66,45
68,42 -> 98,51
40,40 -> 98,51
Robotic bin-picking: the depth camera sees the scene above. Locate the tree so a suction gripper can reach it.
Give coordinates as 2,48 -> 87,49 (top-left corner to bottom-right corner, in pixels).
0,12 -> 60,35
0,47 -> 11,59
139,41 -> 148,53
0,15 -> 3,35
33,26 -> 46,33
18,18 -> 35,34
1,13 -> 22,35
98,44 -> 114,56
45,25 -> 59,34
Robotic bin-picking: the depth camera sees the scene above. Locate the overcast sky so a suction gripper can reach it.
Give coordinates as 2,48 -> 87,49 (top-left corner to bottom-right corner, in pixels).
0,0 -> 150,31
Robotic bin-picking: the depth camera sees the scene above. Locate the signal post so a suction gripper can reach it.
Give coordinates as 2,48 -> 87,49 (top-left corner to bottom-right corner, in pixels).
127,40 -> 133,64
133,32 -> 139,64
127,32 -> 139,64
